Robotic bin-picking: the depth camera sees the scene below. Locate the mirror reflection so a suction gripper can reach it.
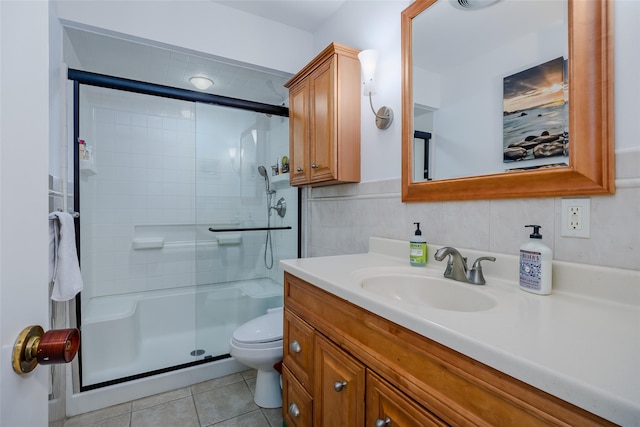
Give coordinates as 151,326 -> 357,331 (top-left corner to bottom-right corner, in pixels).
412,0 -> 567,182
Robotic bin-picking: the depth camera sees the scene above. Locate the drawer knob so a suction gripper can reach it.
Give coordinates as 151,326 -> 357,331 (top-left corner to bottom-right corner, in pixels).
288,403 -> 300,417
296,167 -> 304,172
333,380 -> 348,392
289,340 -> 302,353
375,417 -> 391,427
311,163 -> 319,169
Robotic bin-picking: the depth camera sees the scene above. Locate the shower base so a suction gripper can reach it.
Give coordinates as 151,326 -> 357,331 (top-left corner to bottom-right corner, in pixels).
81,278 -> 283,387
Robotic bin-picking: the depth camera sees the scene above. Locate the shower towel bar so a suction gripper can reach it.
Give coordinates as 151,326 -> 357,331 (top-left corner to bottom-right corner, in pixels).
209,226 -> 292,232
49,211 -> 80,220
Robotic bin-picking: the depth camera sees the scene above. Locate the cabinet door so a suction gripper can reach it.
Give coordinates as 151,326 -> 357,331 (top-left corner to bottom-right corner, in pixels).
314,334 -> 365,427
366,371 -> 448,427
283,365 -> 313,427
284,309 -> 315,390
309,58 -> 337,183
288,80 -> 310,186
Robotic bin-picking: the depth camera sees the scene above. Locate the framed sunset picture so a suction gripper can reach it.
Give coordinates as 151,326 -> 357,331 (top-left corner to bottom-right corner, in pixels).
503,57 -> 568,165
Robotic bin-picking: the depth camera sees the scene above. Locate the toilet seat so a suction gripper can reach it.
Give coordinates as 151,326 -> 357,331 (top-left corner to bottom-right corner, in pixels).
232,306 -> 283,345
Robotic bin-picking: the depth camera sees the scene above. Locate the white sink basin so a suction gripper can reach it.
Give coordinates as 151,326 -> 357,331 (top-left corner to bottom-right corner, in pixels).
360,274 -> 496,312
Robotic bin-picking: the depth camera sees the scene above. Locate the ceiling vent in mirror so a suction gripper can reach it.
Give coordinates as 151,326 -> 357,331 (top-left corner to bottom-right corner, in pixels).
450,0 -> 500,10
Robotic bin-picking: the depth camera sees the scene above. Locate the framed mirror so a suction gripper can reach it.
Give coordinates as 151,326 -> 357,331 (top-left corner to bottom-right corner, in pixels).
401,0 -> 614,202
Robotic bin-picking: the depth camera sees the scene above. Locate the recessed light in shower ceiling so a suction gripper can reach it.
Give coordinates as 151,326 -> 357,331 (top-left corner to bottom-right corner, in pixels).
189,74 -> 214,90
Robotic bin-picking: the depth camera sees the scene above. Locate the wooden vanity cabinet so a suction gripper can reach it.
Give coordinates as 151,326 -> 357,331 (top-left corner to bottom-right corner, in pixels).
283,272 -> 614,426
284,42 -> 361,187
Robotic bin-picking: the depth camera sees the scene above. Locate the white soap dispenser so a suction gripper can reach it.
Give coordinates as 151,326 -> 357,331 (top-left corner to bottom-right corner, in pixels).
519,224 -> 552,295
410,222 -> 427,267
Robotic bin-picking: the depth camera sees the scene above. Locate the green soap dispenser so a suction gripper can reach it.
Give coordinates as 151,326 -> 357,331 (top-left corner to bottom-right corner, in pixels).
410,222 -> 427,267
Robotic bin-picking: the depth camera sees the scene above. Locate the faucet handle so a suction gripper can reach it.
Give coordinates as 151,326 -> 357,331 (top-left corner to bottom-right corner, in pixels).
467,256 -> 496,285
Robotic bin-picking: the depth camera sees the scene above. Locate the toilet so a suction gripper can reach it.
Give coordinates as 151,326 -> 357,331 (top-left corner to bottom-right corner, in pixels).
229,306 -> 283,408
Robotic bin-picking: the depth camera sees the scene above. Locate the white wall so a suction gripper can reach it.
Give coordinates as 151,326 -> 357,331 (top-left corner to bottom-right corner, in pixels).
55,0 -> 314,75
314,0 -> 411,182
54,0 -> 639,272
307,0 -> 640,273
49,0 -> 309,304
313,0 -> 639,181
78,88 -> 296,307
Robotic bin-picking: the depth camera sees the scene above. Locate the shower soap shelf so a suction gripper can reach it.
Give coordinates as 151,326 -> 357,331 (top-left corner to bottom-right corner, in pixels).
80,159 -> 97,176
271,174 -> 290,189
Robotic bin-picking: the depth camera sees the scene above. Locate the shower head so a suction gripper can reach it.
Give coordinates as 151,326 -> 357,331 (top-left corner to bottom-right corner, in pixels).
258,165 -> 272,193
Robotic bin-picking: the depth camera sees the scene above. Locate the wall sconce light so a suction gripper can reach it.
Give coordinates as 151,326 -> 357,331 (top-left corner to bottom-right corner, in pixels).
358,49 -> 393,130
189,74 -> 214,91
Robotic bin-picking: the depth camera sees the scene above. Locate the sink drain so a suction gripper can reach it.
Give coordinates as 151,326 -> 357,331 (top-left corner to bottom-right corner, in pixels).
190,349 -> 205,357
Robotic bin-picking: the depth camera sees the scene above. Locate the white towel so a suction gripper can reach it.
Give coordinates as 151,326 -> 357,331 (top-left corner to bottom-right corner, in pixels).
49,212 -> 83,301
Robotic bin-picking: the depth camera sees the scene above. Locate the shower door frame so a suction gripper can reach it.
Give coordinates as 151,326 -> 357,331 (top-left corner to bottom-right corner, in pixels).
68,69 -> 300,392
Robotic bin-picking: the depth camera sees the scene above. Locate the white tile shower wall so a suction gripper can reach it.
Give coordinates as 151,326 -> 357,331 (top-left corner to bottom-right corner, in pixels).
307,149 -> 640,272
79,88 -> 295,306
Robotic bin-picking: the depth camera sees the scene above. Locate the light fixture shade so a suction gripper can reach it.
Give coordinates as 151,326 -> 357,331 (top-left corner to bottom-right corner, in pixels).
358,49 -> 378,95
189,75 -> 213,90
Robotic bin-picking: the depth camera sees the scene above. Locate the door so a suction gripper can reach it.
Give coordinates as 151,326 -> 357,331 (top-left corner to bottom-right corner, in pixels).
288,80 -> 310,186
0,1 -> 53,426
309,58 -> 336,183
314,334 -> 365,426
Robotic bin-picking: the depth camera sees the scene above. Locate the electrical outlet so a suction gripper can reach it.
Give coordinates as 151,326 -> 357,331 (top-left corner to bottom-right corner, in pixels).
561,198 -> 590,238
568,206 -> 582,230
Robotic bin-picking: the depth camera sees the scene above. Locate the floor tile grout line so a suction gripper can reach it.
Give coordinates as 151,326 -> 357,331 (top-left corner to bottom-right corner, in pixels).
190,392 -> 203,427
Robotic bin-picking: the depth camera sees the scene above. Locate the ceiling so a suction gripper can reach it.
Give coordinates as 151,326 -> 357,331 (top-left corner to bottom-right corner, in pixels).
214,0 -> 347,32
63,1 -> 346,106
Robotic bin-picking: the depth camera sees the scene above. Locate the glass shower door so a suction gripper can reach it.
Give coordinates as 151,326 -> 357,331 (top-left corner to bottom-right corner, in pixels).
78,85 -> 200,387
75,78 -> 296,389
194,103 -> 296,359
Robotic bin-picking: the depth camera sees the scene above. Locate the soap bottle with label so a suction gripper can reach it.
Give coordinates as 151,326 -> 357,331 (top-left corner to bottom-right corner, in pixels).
410,222 -> 427,267
78,139 -> 85,160
519,224 -> 552,295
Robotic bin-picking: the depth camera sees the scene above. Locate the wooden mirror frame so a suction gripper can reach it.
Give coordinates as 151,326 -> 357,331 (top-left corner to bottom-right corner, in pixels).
401,0 -> 614,202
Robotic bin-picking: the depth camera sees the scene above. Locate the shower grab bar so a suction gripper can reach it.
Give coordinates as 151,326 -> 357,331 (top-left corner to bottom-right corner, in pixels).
208,226 -> 292,232
49,211 -> 80,220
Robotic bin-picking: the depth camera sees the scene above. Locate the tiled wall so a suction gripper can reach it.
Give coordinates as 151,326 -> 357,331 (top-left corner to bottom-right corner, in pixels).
307,149 -> 640,272
78,87 -> 297,305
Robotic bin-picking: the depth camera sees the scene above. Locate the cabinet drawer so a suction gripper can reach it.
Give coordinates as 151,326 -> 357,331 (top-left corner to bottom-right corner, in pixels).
367,371 -> 447,427
282,365 -> 313,427
284,308 -> 315,391
314,334 -> 365,427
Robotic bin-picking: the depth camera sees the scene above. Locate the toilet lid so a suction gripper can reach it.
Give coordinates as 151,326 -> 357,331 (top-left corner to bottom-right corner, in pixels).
232,308 -> 283,344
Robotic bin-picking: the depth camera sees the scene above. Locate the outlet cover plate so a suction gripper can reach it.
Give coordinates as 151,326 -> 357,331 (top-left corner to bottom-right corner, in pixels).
561,198 -> 591,238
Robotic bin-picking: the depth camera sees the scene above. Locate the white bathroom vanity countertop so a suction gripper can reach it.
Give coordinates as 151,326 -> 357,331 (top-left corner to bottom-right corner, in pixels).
280,237 -> 640,426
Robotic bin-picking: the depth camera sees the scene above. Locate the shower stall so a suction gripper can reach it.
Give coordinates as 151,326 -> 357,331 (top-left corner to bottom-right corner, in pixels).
71,71 -> 298,391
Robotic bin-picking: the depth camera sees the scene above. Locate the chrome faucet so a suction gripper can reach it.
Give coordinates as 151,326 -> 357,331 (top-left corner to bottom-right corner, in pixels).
433,247 -> 496,285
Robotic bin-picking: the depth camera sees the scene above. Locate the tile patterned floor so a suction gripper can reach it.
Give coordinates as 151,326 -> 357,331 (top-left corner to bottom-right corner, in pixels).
50,370 -> 283,427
